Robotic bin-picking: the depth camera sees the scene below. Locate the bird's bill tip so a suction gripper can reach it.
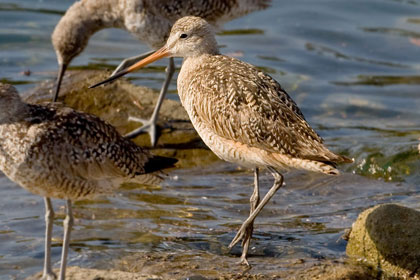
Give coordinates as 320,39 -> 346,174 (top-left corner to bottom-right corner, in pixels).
89,70 -> 128,88
89,46 -> 171,89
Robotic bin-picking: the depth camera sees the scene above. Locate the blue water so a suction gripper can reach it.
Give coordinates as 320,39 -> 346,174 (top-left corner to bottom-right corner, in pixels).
0,0 -> 419,278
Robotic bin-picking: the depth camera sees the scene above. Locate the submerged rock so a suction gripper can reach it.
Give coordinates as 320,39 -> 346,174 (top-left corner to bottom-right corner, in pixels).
26,266 -> 160,280
24,70 -> 219,167
114,251 -> 375,280
27,254 -> 376,280
346,204 -> 420,279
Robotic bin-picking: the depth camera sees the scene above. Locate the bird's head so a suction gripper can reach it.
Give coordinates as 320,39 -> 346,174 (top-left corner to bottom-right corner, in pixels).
90,16 -> 219,88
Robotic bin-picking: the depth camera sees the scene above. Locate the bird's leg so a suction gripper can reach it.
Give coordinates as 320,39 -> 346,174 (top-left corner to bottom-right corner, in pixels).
58,200 -> 73,280
42,197 -> 56,280
125,57 -> 175,147
229,167 -> 283,250
111,50 -> 155,76
240,168 -> 260,266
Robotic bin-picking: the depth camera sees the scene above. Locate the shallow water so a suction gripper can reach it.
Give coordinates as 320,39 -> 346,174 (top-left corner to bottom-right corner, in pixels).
0,0 -> 420,279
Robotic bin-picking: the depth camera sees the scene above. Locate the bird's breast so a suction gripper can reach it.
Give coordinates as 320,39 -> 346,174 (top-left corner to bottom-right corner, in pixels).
176,70 -> 266,168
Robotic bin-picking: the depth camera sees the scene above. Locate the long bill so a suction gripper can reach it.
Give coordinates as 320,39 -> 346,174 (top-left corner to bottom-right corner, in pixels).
53,63 -> 67,102
89,46 -> 171,89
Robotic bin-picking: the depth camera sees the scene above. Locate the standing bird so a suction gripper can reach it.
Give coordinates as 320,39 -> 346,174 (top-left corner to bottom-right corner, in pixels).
52,0 -> 271,146
90,16 -> 353,265
0,83 -> 177,280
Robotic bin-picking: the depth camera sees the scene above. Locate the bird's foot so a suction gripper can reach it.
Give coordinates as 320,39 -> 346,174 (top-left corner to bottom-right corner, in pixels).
125,116 -> 158,147
228,222 -> 250,250
239,256 -> 251,267
41,271 -> 57,280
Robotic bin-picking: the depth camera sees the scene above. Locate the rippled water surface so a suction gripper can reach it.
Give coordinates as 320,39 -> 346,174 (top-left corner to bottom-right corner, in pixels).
0,0 -> 420,279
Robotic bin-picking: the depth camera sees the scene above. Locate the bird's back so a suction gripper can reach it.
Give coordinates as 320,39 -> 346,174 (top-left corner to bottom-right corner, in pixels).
53,0 -> 271,64
122,0 -> 271,48
152,0 -> 271,25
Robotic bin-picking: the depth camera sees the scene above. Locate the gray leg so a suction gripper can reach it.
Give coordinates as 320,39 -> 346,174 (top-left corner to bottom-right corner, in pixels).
58,200 -> 73,280
111,50 -> 155,76
42,197 -> 56,280
125,57 -> 175,147
240,168 -> 260,266
229,167 -> 283,250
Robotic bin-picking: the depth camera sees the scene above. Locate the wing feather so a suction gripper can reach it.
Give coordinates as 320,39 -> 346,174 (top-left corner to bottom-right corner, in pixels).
188,55 -> 347,163
27,104 -> 153,181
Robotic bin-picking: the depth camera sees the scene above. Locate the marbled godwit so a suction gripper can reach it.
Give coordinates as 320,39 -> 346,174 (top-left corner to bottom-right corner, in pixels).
0,83 -> 177,279
90,16 -> 353,265
52,0 -> 271,146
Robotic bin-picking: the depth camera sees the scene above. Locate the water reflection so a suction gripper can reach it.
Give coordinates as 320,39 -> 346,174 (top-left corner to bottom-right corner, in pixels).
0,3 -> 64,16
305,42 -> 408,68
333,74 -> 420,86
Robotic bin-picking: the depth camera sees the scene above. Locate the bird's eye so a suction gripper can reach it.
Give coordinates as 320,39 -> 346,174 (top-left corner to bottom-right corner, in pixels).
180,33 -> 188,39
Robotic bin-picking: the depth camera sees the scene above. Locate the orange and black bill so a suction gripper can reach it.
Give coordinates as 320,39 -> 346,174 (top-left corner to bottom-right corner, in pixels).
89,46 -> 170,89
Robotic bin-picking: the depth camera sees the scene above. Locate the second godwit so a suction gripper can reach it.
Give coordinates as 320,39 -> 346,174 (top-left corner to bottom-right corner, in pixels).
90,16 -> 353,265
52,0 -> 271,146
0,83 -> 177,279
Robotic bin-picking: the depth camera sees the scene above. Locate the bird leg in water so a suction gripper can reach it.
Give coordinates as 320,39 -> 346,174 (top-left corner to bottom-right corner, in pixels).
58,200 -> 73,280
42,197 -> 56,280
240,168 -> 261,266
125,57 -> 175,147
111,50 -> 156,76
229,167 -> 284,251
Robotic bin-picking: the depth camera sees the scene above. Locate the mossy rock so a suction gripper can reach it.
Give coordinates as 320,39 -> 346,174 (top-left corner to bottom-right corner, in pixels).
346,204 -> 420,279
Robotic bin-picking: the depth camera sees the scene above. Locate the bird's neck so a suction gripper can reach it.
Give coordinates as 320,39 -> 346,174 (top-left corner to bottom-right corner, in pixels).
199,36 -> 221,57
63,0 -> 124,30
177,54 -> 215,101
185,42 -> 221,59
52,0 -> 124,65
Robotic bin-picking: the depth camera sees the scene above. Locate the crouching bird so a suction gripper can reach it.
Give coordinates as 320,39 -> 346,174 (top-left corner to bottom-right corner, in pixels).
0,83 -> 177,279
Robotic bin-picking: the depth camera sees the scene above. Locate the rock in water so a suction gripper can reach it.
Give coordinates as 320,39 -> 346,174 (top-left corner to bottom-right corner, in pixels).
346,204 -> 420,279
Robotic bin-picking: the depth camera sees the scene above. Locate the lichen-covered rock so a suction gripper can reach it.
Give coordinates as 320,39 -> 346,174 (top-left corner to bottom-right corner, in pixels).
346,204 -> 420,279
24,70 -> 219,167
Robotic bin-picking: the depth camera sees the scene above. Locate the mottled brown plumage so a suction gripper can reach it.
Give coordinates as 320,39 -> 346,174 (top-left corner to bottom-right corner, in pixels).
52,0 -> 271,146
90,16 -> 352,266
0,84 -> 174,200
0,83 -> 176,279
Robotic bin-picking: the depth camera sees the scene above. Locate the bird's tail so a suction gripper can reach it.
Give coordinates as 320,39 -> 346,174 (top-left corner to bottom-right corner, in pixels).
143,155 -> 178,174
214,0 -> 271,26
237,0 -> 272,14
268,152 -> 352,176
125,155 -> 178,186
302,152 -> 353,175
127,173 -> 165,186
